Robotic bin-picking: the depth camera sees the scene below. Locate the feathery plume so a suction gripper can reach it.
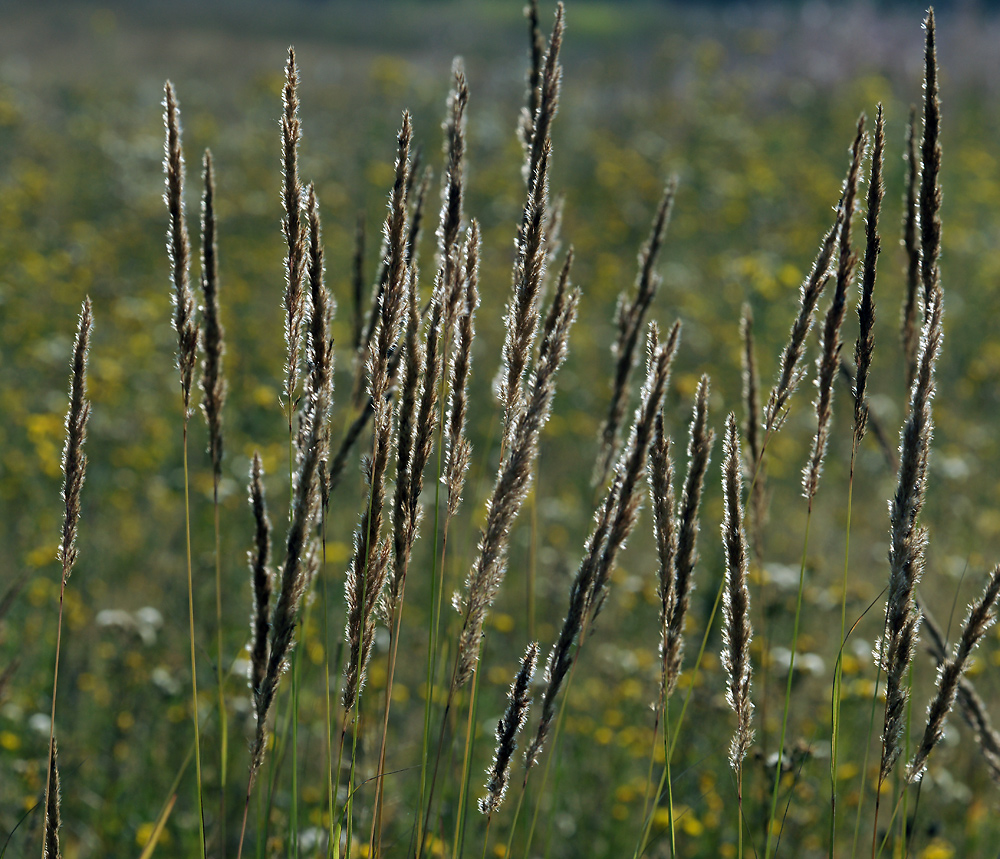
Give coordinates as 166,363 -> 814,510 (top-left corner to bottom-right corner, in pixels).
523,3 -> 563,186
854,104 -> 884,441
920,604 -> 1000,784
648,415 -> 677,698
721,414 -> 753,769
199,150 -> 225,478
588,321 -> 680,618
527,326 -> 675,766
163,82 -> 198,417
596,178 -> 677,484
803,115 -> 865,505
43,738 -> 61,859
480,642 -> 538,816
878,283 -> 944,782
919,9 -> 943,309
281,48 -> 307,417
59,298 -> 93,581
439,60 -> 468,322
741,307 -> 766,559
406,166 -> 432,270
500,141 -> 551,442
764,199 -> 846,433
443,224 -> 481,519
248,453 -> 272,698
668,375 -> 714,686
519,0 -> 545,153
908,565 -> 1000,781
901,105 -> 921,391
305,184 -> 334,474
343,116 -> 411,711
455,279 -> 579,688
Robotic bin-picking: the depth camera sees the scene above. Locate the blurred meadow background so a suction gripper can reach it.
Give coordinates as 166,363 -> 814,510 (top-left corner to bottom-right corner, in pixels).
4,1 -> 1000,857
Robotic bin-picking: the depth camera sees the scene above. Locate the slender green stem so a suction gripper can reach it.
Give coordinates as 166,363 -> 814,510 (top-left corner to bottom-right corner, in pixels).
183,422 -> 207,858
764,511 -> 813,859
453,657 -> 482,858
213,478 -> 228,856
830,441 -> 859,857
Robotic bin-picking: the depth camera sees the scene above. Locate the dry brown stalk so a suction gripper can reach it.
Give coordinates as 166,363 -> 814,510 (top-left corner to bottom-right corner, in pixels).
803,115 -> 865,506
908,565 -> 1000,781
248,452 -> 272,698
163,82 -> 198,416
596,178 -> 677,485
721,413 -> 753,769
854,104 -> 884,442
480,642 -> 539,816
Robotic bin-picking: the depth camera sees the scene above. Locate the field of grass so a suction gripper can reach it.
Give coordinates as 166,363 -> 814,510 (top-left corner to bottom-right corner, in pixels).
4,2 -> 1000,858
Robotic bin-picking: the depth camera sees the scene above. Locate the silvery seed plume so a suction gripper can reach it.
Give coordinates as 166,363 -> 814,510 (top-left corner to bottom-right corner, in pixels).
199,149 -> 225,479
722,414 -> 753,770
248,452 -> 272,698
281,48 -> 307,419
480,642 -> 538,817
854,104 -> 884,442
920,602 -> 1000,785
803,116 -> 865,506
527,325 -> 674,766
764,195 -> 847,433
163,82 -> 198,417
878,283 -> 943,782
901,106 -> 921,392
668,375 -> 714,688
741,307 -> 765,560
908,564 -> 1000,782
443,223 -> 481,520
43,737 -> 61,859
596,178 -> 677,485
455,275 -> 579,689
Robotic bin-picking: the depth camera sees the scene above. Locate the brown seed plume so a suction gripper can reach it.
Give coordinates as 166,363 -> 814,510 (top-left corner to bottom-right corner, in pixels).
648,415 -> 677,698
919,9 -> 943,310
519,0 -> 546,153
